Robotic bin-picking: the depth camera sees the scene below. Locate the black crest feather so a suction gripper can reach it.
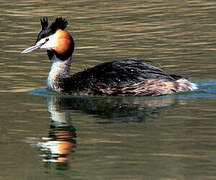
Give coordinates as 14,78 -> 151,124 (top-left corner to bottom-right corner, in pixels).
50,17 -> 68,31
36,17 -> 69,43
40,17 -> 49,30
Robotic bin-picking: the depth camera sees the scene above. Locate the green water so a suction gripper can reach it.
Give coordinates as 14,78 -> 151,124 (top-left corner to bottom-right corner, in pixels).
0,0 -> 216,179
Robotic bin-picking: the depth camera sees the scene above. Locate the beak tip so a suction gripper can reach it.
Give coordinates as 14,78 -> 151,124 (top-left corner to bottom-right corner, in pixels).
21,39 -> 46,54
21,50 -> 26,54
20,48 -> 31,54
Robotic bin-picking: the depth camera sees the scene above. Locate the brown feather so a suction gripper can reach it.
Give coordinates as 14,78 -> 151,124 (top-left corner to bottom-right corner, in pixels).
64,78 -> 195,96
54,30 -> 73,55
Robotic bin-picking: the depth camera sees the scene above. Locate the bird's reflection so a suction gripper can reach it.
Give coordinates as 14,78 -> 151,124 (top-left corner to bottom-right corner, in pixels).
37,124 -> 76,170
29,96 -> 77,170
48,95 -> 180,123
28,89 -> 184,170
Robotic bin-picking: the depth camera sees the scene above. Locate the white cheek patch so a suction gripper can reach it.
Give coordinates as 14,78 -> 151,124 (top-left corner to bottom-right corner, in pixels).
39,34 -> 57,50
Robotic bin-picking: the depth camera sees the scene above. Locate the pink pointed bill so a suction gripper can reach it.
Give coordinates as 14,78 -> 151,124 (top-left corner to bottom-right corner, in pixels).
21,43 -> 42,54
21,38 -> 48,54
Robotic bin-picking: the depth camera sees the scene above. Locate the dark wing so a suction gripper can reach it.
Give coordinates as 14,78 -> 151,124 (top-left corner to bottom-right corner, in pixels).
60,58 -> 175,93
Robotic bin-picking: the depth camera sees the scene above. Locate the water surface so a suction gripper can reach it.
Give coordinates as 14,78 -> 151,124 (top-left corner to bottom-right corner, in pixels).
0,0 -> 216,179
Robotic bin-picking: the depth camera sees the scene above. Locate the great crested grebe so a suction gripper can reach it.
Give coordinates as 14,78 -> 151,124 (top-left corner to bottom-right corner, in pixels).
21,17 -> 197,96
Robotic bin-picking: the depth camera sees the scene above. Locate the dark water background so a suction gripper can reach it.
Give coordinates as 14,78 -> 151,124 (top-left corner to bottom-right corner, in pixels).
0,0 -> 216,179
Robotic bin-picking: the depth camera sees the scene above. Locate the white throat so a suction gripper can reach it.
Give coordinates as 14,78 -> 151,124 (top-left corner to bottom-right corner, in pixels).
47,55 -> 71,92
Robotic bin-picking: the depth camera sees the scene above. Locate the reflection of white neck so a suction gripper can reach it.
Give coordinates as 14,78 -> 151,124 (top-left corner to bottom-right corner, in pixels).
47,96 -> 71,126
47,55 -> 71,92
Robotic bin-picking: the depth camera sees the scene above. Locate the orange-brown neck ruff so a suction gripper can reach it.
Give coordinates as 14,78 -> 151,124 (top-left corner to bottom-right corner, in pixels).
53,29 -> 74,60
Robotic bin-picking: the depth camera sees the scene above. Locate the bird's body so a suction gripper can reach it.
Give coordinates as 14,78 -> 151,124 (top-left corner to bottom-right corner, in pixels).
21,18 -> 197,96
47,57 -> 196,96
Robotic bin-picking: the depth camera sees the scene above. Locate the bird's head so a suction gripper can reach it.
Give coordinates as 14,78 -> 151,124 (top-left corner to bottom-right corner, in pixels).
21,17 -> 75,60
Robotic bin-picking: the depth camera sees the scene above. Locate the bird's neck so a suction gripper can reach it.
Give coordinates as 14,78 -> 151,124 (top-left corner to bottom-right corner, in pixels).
47,55 -> 72,92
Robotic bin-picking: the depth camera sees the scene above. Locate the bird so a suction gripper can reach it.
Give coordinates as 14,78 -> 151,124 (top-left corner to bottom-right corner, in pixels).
21,17 -> 197,96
